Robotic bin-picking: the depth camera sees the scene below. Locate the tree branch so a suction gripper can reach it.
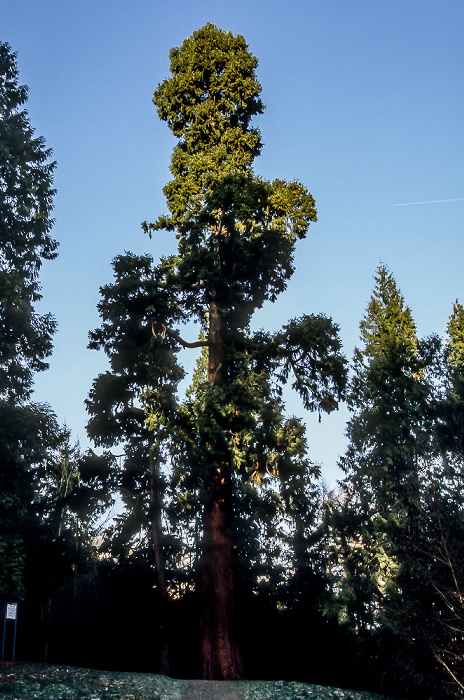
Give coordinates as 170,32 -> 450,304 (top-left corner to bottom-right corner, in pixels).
152,321 -> 209,349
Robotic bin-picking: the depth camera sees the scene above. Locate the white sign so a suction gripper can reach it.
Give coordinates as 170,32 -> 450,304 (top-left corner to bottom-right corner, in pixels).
6,604 -> 17,620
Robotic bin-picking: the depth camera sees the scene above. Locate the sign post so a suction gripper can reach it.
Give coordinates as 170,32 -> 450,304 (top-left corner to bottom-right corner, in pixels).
2,603 -> 18,661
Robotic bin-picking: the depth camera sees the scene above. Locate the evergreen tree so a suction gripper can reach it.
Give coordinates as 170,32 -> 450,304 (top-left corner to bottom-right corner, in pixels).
142,24 -> 346,679
38,427 -> 115,546
333,265 -> 432,648
435,300 -> 464,460
412,301 -> 464,696
86,252 -> 185,673
0,42 -> 58,598
447,301 -> 464,366
0,42 -> 58,400
341,264 -> 427,513
0,402 -> 59,599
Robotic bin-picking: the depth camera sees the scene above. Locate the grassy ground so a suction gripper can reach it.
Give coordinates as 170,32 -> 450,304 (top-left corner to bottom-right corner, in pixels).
0,662 -> 400,700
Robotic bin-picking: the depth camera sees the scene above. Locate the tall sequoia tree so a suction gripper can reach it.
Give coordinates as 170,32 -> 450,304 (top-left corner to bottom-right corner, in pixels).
142,24 -> 346,679
0,42 -> 58,598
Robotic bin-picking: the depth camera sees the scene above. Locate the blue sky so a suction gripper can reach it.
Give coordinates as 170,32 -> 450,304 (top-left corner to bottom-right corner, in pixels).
2,1 -> 463,486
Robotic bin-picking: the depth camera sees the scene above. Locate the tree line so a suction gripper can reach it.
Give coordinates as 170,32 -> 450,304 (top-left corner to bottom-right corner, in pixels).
1,26 -> 463,699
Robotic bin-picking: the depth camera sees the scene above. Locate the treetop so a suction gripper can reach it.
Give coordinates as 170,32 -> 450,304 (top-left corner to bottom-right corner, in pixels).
358,264 -> 418,361
446,299 -> 464,368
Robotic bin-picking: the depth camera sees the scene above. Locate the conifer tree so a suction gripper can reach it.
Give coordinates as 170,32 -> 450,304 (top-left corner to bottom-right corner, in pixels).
86,252 -> 184,674
436,300 -> 464,459
0,42 -> 58,598
0,42 -> 58,400
342,264 -> 426,511
142,24 -> 346,678
416,300 -> 464,694
446,300 -> 464,365
333,265 -> 432,636
324,280 -> 464,695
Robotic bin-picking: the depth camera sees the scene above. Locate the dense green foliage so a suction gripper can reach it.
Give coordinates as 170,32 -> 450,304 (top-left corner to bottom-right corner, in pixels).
0,42 -> 59,600
0,42 -> 57,400
325,266 -> 464,698
0,42 -> 111,634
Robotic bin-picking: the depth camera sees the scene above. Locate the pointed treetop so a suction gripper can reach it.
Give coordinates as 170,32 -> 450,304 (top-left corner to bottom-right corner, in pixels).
446,300 -> 464,368
359,264 -> 418,361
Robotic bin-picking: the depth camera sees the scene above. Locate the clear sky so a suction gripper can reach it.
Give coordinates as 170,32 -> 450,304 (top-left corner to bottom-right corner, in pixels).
2,0 -> 463,486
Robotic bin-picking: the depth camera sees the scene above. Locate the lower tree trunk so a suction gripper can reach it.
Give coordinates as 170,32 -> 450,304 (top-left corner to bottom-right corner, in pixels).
197,300 -> 244,679
198,465 -> 244,679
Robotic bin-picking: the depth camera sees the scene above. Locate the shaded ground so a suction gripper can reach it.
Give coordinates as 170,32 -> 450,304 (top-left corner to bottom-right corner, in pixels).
0,662 -> 400,700
179,679 -> 244,700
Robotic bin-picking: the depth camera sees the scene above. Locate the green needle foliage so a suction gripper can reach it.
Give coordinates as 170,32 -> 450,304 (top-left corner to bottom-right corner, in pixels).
0,42 -> 58,400
342,264 -> 427,507
446,300 -> 464,369
327,265 -> 449,695
0,42 -> 59,599
0,401 -> 59,599
437,300 -> 464,460
332,265 -> 431,630
415,300 -> 464,695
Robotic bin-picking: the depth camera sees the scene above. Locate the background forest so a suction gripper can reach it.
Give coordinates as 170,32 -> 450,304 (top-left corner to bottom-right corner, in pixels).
1,12 -> 464,700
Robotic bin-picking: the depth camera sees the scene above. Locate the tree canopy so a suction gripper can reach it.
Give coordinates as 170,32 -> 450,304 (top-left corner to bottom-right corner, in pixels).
0,42 -> 58,401
0,41 -> 59,600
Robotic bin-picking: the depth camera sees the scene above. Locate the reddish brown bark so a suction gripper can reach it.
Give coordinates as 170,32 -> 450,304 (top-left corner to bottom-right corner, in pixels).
198,466 -> 244,679
197,301 -> 245,680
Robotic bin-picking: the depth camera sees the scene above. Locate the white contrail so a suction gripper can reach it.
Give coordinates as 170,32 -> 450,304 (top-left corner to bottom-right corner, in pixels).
395,197 -> 464,206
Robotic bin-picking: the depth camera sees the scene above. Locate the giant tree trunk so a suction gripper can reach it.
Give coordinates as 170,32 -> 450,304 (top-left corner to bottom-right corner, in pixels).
197,301 -> 245,680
